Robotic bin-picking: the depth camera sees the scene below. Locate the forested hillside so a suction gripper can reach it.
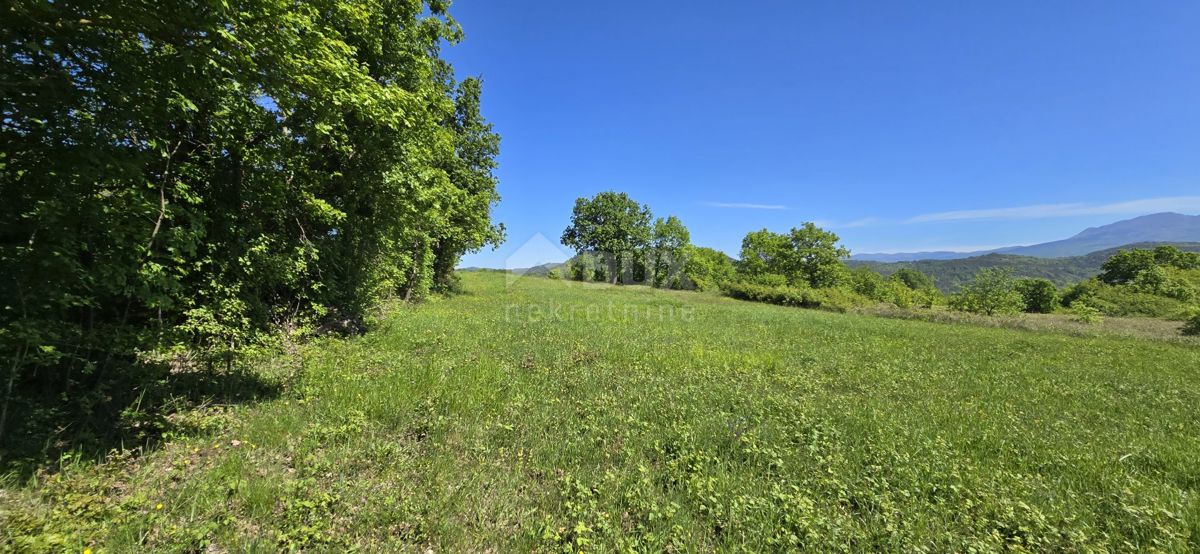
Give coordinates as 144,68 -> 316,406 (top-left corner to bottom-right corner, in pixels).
852,242 -> 1200,292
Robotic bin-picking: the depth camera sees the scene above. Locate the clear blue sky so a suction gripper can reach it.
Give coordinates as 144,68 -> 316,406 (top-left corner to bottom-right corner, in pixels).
447,1 -> 1200,268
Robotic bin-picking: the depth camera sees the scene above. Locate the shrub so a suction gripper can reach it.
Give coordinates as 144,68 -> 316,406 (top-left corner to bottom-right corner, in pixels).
1061,278 -> 1102,307
720,282 -> 867,313
850,268 -> 918,308
1068,303 -> 1103,325
1015,278 -> 1059,313
681,246 -> 735,291
567,254 -> 593,281
949,269 -> 1024,316
913,287 -> 943,309
892,268 -> 936,291
546,268 -> 562,280
810,287 -> 871,313
1183,312 -> 1200,336
850,267 -> 888,300
1161,279 -> 1198,302
885,281 -> 916,308
740,273 -> 790,288
1063,278 -> 1188,318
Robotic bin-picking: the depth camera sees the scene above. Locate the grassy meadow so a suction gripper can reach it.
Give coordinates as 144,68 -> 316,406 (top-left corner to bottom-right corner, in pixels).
3,271 -> 1200,551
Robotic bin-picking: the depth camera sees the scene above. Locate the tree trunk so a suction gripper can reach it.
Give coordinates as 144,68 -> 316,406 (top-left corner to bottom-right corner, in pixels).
0,343 -> 27,446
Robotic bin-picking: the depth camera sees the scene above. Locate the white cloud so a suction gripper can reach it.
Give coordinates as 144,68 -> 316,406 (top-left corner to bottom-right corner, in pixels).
702,202 -> 788,210
907,196 -> 1200,224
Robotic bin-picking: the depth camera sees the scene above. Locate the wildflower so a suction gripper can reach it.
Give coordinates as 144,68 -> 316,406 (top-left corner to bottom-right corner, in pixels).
156,503 -> 164,510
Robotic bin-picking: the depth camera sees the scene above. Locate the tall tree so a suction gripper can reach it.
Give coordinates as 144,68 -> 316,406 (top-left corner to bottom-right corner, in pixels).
431,77 -> 505,292
737,223 -> 849,288
0,0 -> 500,446
650,216 -> 690,287
783,223 -> 851,287
738,229 -> 791,279
561,192 -> 652,285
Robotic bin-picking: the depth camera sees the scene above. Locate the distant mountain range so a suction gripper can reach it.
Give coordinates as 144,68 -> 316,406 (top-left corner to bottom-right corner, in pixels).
460,262 -> 564,276
854,212 -> 1200,262
468,213 -> 1200,290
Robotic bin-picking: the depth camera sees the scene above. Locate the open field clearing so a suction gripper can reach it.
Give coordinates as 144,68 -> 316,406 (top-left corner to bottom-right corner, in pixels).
3,271 -> 1200,551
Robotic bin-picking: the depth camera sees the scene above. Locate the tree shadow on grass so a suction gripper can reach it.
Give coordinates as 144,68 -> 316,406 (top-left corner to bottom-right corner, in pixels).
0,362 -> 284,481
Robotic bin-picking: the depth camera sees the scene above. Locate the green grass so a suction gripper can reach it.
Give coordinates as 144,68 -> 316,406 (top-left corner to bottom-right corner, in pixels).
4,272 -> 1200,551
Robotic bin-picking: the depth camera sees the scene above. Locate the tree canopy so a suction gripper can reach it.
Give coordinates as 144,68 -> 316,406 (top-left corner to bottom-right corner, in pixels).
1100,246 -> 1200,285
560,192 -> 652,284
738,223 -> 850,288
949,269 -> 1024,316
650,216 -> 691,287
0,0 -> 501,445
892,268 -> 936,291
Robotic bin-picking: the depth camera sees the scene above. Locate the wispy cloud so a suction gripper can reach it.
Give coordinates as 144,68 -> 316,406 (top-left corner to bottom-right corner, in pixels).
836,217 -> 886,228
702,202 -> 788,210
907,196 -> 1200,224
864,244 -> 1011,254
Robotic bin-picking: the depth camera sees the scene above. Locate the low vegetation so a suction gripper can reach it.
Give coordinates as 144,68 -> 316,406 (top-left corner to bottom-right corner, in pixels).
4,272 -> 1198,551
4,2 -> 1197,550
1184,312 -> 1200,336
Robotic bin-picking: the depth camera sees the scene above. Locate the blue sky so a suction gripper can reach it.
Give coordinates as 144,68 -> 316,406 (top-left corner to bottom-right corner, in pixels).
447,1 -> 1200,267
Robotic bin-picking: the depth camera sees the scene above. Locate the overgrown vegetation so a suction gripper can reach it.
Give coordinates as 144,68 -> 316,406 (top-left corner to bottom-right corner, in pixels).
1183,312 -> 1200,336
1,1 -> 500,463
4,272 -> 1198,551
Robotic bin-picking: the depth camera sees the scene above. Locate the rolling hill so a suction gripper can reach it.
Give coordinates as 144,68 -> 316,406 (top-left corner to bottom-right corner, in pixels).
851,242 -> 1200,292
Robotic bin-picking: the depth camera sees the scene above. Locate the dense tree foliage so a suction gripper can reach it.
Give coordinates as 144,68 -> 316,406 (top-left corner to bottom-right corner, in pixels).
560,192 -> 652,285
949,269 -> 1024,316
1099,246 -> 1200,285
891,268 -> 935,291
0,0 -> 500,445
558,203 -> 696,289
848,267 -> 914,308
1014,278 -> 1059,314
737,223 -> 850,288
650,216 -> 690,288
681,246 -> 735,291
